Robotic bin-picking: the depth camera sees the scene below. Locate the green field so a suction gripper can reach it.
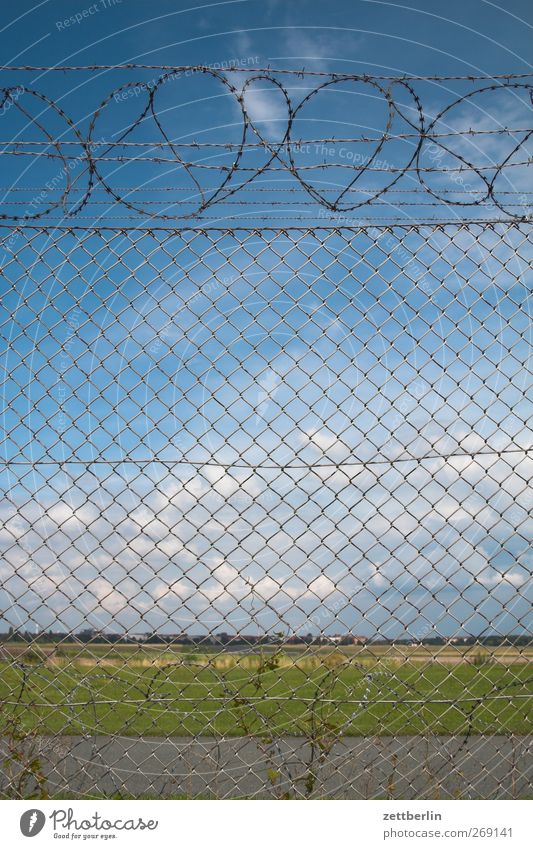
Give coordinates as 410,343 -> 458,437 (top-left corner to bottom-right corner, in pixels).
1,643 -> 531,738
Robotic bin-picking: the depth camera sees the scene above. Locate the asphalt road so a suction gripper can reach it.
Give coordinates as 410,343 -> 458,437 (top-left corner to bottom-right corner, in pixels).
3,734 -> 531,799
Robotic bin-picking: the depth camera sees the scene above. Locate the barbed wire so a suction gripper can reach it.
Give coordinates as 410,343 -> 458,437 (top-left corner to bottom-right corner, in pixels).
1,65 -> 532,79
3,127 -> 532,146
0,447 -> 530,469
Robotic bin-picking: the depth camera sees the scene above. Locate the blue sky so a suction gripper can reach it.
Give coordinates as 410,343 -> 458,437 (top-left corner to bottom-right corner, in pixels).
0,0 -> 531,639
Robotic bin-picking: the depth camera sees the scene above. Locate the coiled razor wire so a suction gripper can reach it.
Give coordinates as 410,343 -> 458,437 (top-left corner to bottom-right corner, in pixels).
0,68 -> 531,800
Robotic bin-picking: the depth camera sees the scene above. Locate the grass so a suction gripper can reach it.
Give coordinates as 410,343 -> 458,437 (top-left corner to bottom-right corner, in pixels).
0,647 -> 531,738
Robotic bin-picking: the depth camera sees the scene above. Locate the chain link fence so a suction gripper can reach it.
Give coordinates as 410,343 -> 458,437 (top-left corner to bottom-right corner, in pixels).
0,56 -> 532,802
0,220 -> 531,798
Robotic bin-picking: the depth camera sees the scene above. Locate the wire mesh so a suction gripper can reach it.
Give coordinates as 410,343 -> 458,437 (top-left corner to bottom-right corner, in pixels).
0,220 -> 531,799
